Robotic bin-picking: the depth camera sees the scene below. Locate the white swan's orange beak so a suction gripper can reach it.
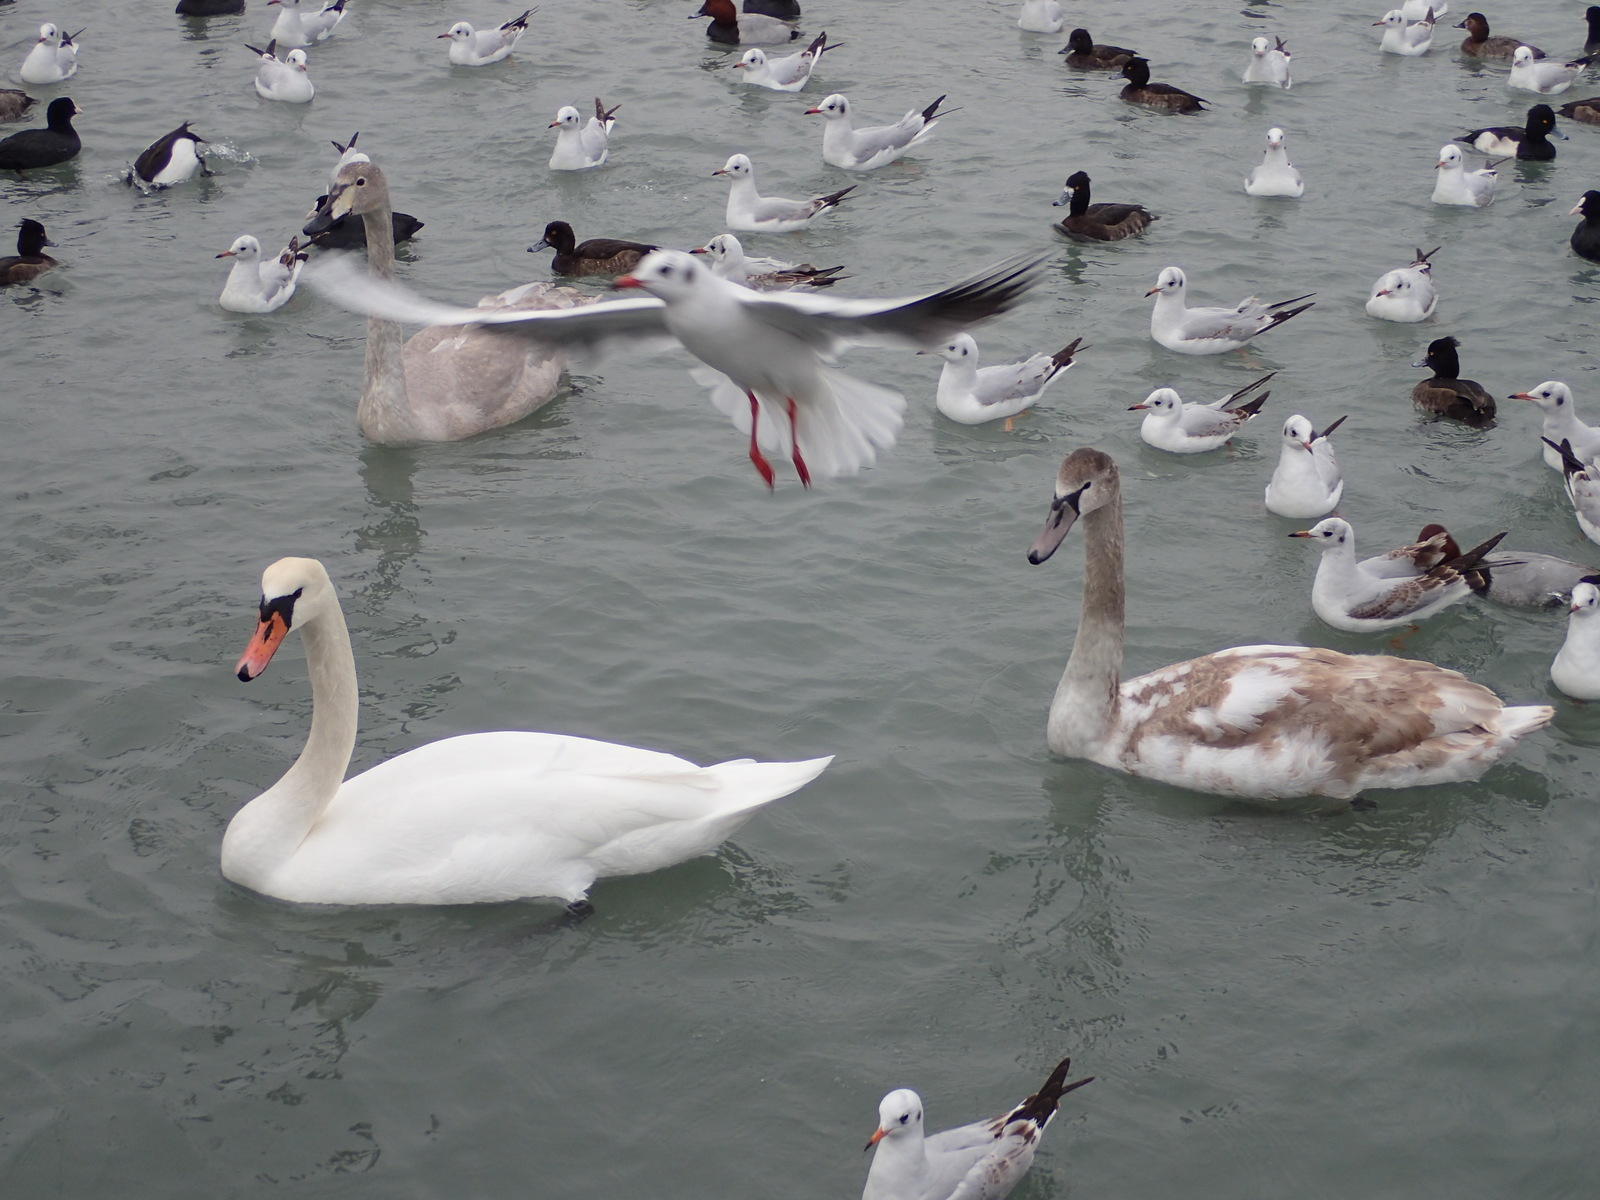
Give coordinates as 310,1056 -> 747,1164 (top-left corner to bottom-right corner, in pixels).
237,611 -> 290,681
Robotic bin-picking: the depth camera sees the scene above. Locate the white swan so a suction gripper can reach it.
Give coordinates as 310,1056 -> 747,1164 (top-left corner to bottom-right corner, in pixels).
1026,448 -> 1551,801
307,161 -> 581,442
224,557 -> 832,906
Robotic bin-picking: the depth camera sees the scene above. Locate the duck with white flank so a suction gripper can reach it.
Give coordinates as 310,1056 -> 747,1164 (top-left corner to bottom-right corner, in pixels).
734,32 -> 838,91
1569,192 -> 1600,262
0,97 -> 82,173
1367,247 -> 1439,322
1375,8 -> 1436,55
1509,46 -> 1592,94
1412,336 -> 1495,424
310,237 -> 1043,486
1459,103 -> 1561,160
690,234 -> 844,290
1028,449 -> 1550,800
924,332 -> 1082,427
1551,579 -> 1600,698
267,0 -> 346,48
548,98 -> 617,171
1119,57 -> 1207,112
0,219 -> 59,287
714,153 -> 854,232
1245,127 -> 1304,197
1544,439 -> 1600,546
1052,171 -> 1156,242
694,0 -> 799,46
224,557 -> 831,908
1265,414 -> 1347,519
1293,517 -> 1505,632
1511,382 -> 1600,468
19,24 -> 80,85
1017,0 -> 1065,34
531,220 -> 656,277
128,122 -> 209,189
1146,266 -> 1313,355
862,1058 -> 1093,1200
440,8 -> 534,66
805,93 -> 949,171
1058,28 -> 1137,70
1130,374 -> 1272,453
1242,36 -> 1292,87
217,234 -> 307,313
249,41 -> 314,103
1454,12 -> 1542,59
1432,145 -> 1499,206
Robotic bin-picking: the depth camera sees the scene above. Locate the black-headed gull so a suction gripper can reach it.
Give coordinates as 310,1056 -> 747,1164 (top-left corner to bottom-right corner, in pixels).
1146,267 -> 1313,355
1375,9 -> 1436,56
690,233 -> 844,290
19,23 -> 81,85
1511,382 -> 1600,469
440,8 -> 534,66
1458,104 -> 1560,160
1292,518 -> 1504,632
0,220 -> 59,287
695,0 -> 799,45
1130,374 -> 1273,453
862,1058 -> 1093,1200
1052,171 -> 1156,242
268,0 -> 346,48
923,331 -> 1082,426
1412,337 -> 1495,424
1509,46 -> 1591,94
734,31 -> 838,90
1431,145 -> 1498,206
248,41 -> 314,103
217,234 -> 307,313
714,154 -> 854,232
805,93 -> 950,171
0,97 -> 82,173
328,130 -> 368,184
1017,1 -> 1065,34
1552,578 -> 1600,698
531,221 -> 655,277
1544,439 -> 1600,546
1265,414 -> 1346,518
309,248 -> 1045,487
1245,127 -> 1304,197
549,99 -> 617,170
1455,13 -> 1543,59
1242,36 -> 1291,86
129,122 -> 209,189
1366,247 -> 1438,323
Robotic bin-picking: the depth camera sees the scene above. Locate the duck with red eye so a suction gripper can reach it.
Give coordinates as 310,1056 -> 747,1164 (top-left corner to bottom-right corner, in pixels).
693,0 -> 800,45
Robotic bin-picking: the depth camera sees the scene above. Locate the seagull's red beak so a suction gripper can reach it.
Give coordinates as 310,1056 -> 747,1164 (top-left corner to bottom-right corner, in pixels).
803,106 -> 822,114
1144,285 -> 1161,296
613,275 -> 643,289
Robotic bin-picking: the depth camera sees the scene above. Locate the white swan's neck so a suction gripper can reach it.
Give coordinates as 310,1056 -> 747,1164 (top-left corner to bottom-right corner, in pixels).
355,194 -> 421,443
1048,494 -> 1126,757
221,604 -> 359,890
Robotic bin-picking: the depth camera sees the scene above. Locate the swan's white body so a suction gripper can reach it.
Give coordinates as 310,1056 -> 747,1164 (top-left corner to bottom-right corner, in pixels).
269,0 -> 346,48
1432,145 -> 1496,206
20,24 -> 78,84
1028,450 -> 1549,800
1551,581 -> 1600,699
223,558 -> 831,905
1017,0 -> 1065,33
1265,414 -> 1344,518
217,234 -> 305,313
928,332 -> 1078,425
1377,9 -> 1435,55
1511,382 -> 1600,470
1366,251 -> 1437,322
1245,128 -> 1304,197
1242,36 -> 1291,87
1508,45 -> 1589,94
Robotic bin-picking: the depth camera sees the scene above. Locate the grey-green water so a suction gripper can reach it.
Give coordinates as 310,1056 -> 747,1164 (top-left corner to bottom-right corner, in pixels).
4,0 -> 1600,1196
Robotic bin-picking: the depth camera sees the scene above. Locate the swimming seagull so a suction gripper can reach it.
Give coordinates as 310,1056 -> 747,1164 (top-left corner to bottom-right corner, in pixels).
1432,145 -> 1499,207
1018,0 -> 1065,34
862,1058 -> 1094,1200
1510,382 -> 1600,469
1401,0 -> 1445,17
1146,266 -> 1314,355
714,153 -> 855,232
216,234 -> 308,313
1543,439 -> 1600,546
327,130 -> 368,184
249,41 -> 315,103
805,93 -> 950,171
1551,578 -> 1600,698
922,331 -> 1083,427
1265,414 -> 1347,518
1129,374 -> 1273,453
690,233 -> 845,290
19,24 -> 81,85
1245,127 -> 1304,197
308,248 -> 1045,487
1375,8 -> 1436,56
1366,246 -> 1439,323
1509,46 -> 1592,94
128,122 -> 210,189
733,31 -> 839,90
1242,35 -> 1291,86
548,98 -> 618,170
440,8 -> 534,66
268,0 -> 347,48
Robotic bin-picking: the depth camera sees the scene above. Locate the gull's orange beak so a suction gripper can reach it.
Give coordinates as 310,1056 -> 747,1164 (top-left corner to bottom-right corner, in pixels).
864,1127 -> 888,1151
1144,285 -> 1161,296
711,168 -> 728,176
1288,530 -> 1314,538
1128,403 -> 1149,411
613,275 -> 643,289
1509,392 -> 1535,401
215,249 -> 237,258
236,610 -> 290,681
437,32 -> 452,38
804,106 -> 822,114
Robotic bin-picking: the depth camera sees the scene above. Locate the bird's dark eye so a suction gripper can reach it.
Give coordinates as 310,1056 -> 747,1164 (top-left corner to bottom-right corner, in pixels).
660,265 -> 674,276
899,1114 -> 909,1125
356,178 -> 366,187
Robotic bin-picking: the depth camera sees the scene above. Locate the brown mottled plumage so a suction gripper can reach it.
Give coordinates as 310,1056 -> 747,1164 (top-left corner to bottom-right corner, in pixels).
530,220 -> 656,277
1052,171 -> 1157,242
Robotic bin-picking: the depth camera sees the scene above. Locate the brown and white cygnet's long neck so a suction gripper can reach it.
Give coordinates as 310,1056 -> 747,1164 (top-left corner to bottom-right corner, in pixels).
349,168 -> 420,442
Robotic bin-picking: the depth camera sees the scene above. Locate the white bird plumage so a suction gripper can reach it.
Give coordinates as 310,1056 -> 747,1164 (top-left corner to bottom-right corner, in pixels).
1375,8 -> 1436,55
691,233 -> 845,291
19,23 -> 80,85
805,92 -> 947,171
1366,246 -> 1438,322
733,31 -> 837,90
548,98 -> 617,170
1544,438 -> 1600,546
1017,0 -> 1065,33
216,234 -> 307,313
1551,580 -> 1600,699
1242,35 -> 1291,86
1245,127 -> 1304,197
1130,375 -> 1272,453
1432,144 -> 1498,207
249,41 -> 315,103
1146,266 -> 1314,355
1265,414 -> 1346,518
268,0 -> 346,48
925,331 -> 1082,426
1028,449 -> 1550,800
440,8 -> 534,66
714,153 -> 855,232
223,557 -> 831,906
1512,382 -> 1600,469
1508,45 -> 1591,94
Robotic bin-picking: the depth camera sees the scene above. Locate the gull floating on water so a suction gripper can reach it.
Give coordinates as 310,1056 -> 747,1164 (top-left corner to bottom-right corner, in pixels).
1509,45 -> 1592,94
923,331 -> 1082,426
1545,439 -> 1600,546
1375,8 -> 1436,55
805,92 -> 950,171
217,234 -> 307,312
440,8 -> 534,66
714,153 -> 854,232
733,31 -> 838,90
690,233 -> 845,290
1017,0 -> 1065,34
1265,414 -> 1346,518
19,23 -> 81,84
862,1057 -> 1093,1200
1245,127 -> 1304,197
268,0 -> 346,48
1513,382 -> 1600,469
548,98 -> 617,170
1432,145 -> 1499,207
1551,578 -> 1600,698
1130,374 -> 1273,453
1242,36 -> 1291,86
1367,246 -> 1439,323
1146,266 -> 1314,355
309,248 -> 1044,486
249,41 -> 314,103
